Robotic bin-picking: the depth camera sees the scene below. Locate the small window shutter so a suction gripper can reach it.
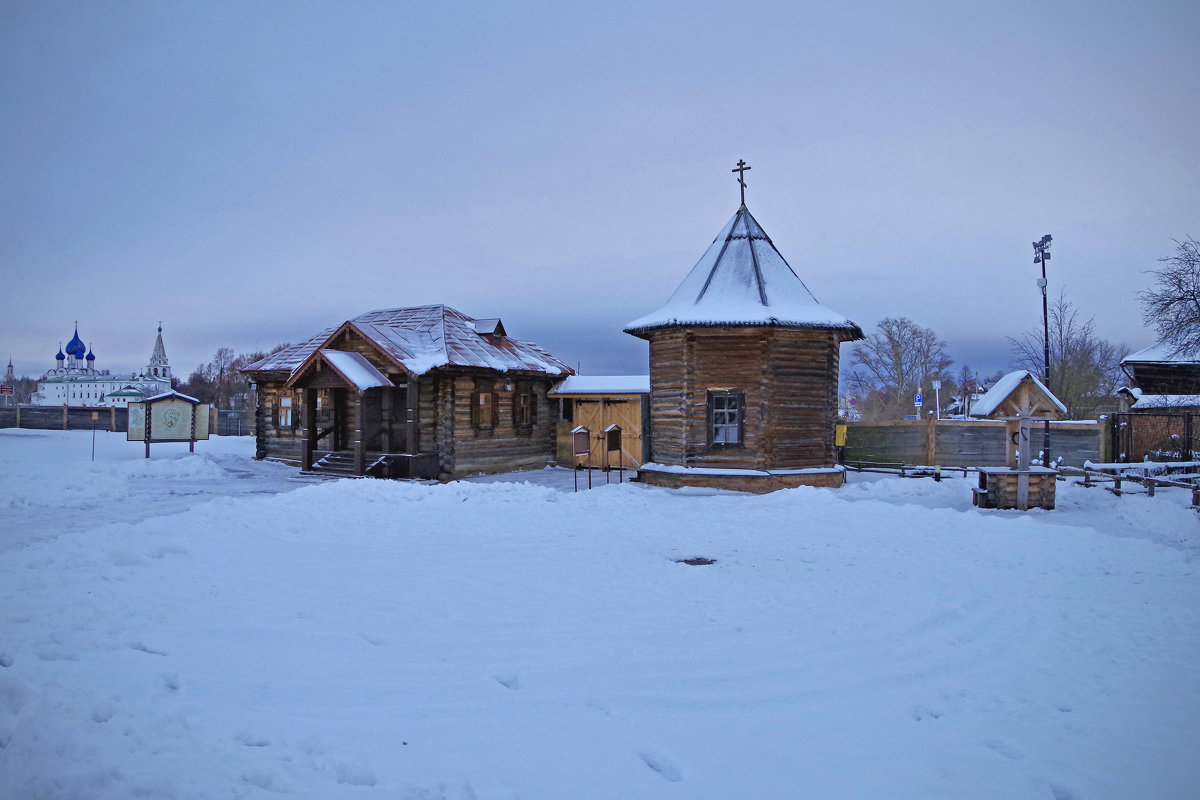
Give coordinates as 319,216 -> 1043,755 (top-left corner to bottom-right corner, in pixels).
491,390 -> 499,427
736,390 -> 746,443
471,391 -> 481,427
705,390 -> 715,446
529,385 -> 538,425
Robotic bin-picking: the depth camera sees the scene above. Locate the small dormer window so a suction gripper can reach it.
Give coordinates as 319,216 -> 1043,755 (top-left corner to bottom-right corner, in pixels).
474,318 -> 506,346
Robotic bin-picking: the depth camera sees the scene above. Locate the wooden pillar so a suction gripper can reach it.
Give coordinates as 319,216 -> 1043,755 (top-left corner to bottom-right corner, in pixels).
110,406 -> 116,432
1017,418 -> 1032,470
406,376 -> 419,455
62,405 -> 68,430
302,387 -> 316,471
925,413 -> 937,466
354,392 -> 366,476
380,383 -> 393,454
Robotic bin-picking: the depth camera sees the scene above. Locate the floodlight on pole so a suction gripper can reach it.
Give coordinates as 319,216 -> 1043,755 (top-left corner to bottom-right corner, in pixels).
1033,234 -> 1052,465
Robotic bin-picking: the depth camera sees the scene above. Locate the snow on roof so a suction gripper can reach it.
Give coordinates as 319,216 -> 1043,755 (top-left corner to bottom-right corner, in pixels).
318,350 -> 393,391
144,390 -> 200,404
624,206 -> 862,339
550,375 -> 650,396
243,305 -> 572,379
1121,341 -> 1200,364
1130,394 -> 1200,409
970,370 -> 1068,418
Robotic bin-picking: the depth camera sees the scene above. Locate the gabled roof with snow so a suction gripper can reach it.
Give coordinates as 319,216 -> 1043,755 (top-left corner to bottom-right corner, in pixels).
550,375 -> 650,396
971,370 -> 1068,419
289,350 -> 393,391
1121,341 -> 1200,365
144,390 -> 201,404
624,205 -> 863,340
243,305 -> 572,379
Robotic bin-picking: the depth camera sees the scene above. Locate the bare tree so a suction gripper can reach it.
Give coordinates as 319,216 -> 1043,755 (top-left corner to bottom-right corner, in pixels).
179,344 -> 290,410
1008,292 -> 1126,419
851,317 -> 953,419
1139,237 -> 1200,355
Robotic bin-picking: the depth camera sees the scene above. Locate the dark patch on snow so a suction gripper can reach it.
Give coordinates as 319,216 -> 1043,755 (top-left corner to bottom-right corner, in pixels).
676,557 -> 716,566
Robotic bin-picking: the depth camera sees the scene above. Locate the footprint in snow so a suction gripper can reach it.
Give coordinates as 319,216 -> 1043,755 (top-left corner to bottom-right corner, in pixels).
236,732 -> 272,747
335,761 -> 378,787
128,641 -> 166,656
493,674 -> 521,690
986,739 -> 1025,760
639,751 -> 682,782
92,703 -> 117,723
911,704 -> 944,721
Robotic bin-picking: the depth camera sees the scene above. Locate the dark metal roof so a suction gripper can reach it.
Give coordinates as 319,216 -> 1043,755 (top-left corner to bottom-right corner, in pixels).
243,305 -> 572,379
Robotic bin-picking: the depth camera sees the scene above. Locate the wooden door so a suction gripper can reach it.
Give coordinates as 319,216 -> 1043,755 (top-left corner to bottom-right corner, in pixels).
573,398 -> 643,469
602,398 -> 643,469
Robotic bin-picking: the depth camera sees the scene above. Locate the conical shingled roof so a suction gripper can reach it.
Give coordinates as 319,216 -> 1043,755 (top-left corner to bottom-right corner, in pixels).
624,205 -> 862,340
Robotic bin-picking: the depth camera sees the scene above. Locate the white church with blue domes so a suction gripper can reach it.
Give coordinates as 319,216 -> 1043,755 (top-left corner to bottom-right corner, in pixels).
32,323 -> 173,407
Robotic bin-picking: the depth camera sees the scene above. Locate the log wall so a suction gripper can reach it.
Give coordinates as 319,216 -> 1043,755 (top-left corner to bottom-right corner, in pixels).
647,328 -> 842,470
447,374 -> 558,476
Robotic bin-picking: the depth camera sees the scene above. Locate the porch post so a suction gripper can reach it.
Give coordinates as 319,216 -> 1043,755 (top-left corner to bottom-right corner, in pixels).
406,376 -> 419,454
354,391 -> 366,476
302,387 -> 316,471
380,384 -> 393,454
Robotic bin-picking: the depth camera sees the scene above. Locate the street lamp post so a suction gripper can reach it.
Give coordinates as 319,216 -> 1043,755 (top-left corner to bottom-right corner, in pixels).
1033,234 -> 1052,466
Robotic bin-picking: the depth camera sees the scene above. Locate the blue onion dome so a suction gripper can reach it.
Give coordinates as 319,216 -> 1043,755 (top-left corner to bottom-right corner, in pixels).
56,344 -> 65,361
66,326 -> 86,357
86,346 -> 96,362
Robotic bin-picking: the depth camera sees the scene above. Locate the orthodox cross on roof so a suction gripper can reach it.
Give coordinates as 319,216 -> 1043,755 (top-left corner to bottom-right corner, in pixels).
732,159 -> 751,206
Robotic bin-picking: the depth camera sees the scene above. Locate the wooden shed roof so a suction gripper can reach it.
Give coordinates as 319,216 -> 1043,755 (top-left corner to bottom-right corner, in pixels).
624,205 -> 862,340
243,305 -> 573,379
549,375 -> 650,396
1121,341 -> 1200,365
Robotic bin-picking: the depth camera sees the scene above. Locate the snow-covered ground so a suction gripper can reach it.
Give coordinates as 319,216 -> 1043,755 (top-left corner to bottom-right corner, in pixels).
1,429 -> 1198,800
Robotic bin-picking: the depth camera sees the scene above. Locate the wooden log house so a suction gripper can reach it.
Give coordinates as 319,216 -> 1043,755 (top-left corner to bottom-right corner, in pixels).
242,305 -> 573,479
624,168 -> 864,492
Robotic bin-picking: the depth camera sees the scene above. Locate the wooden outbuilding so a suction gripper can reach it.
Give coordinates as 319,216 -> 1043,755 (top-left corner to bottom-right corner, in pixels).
549,375 -> 650,469
1120,342 -> 1200,395
623,177 -> 863,492
242,305 -> 573,479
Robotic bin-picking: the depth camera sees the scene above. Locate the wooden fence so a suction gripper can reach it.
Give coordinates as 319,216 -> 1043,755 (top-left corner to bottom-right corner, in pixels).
0,405 -> 253,436
843,418 -> 1104,468
0,405 -> 129,432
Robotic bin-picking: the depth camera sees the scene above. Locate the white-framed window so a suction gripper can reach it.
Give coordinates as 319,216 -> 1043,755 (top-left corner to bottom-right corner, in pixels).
279,397 -> 293,427
707,389 -> 745,445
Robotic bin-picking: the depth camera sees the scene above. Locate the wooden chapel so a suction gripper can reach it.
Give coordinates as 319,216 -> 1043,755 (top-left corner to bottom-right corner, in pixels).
624,161 -> 864,492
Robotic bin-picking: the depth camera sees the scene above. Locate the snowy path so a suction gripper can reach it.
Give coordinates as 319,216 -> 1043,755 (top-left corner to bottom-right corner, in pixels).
1,431 -> 1198,799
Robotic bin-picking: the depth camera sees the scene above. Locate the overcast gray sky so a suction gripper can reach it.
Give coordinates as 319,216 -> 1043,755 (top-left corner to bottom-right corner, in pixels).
3,0 -> 1197,382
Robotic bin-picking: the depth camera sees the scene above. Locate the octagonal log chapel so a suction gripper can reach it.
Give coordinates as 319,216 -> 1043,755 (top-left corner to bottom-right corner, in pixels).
625,165 -> 863,491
